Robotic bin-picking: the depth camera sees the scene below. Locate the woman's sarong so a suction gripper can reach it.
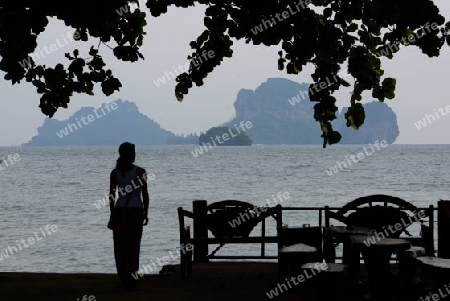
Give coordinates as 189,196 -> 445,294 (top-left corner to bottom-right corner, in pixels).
113,208 -> 144,287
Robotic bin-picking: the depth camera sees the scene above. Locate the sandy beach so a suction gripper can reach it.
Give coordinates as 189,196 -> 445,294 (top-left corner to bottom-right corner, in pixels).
0,262 -> 320,301
0,262 -> 431,301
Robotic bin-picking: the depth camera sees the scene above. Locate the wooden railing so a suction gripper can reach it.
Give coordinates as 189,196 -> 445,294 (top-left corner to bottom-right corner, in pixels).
178,202 -> 438,268
282,205 -> 437,259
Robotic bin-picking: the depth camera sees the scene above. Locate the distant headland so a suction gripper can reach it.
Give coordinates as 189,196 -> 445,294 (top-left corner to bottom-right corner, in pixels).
22,100 -> 173,146
22,78 -> 399,146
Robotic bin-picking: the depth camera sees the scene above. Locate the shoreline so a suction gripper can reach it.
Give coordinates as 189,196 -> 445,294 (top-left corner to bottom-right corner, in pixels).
0,262 -> 431,301
0,263 -> 308,301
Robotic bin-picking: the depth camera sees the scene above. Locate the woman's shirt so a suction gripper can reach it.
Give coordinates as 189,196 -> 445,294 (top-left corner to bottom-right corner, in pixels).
114,165 -> 143,208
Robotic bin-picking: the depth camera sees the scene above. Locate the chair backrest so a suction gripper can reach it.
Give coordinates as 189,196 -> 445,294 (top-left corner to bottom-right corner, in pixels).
326,194 -> 428,238
336,194 -> 418,216
346,205 -> 409,238
205,200 -> 279,238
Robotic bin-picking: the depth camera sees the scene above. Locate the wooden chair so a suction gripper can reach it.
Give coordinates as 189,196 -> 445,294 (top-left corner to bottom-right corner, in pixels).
326,194 -> 420,230
178,200 -> 283,278
205,200 -> 262,239
324,195 -> 434,262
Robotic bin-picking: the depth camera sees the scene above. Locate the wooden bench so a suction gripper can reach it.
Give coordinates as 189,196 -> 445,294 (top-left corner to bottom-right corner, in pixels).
177,200 -> 283,278
398,246 -> 426,285
417,256 -> 450,292
278,226 -> 323,276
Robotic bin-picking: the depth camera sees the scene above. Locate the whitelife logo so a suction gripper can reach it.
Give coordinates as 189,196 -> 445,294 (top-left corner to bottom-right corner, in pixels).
250,0 -> 312,35
363,211 -> 426,247
19,30 -> 81,68
414,105 -> 450,129
131,243 -> 193,279
228,192 -> 290,228
325,140 -> 388,176
0,225 -> 58,261
266,262 -> 328,298
191,121 -> 253,158
377,22 -> 438,57
55,101 -> 118,139
93,172 -> 156,209
153,50 -> 215,87
0,153 -> 20,171
287,70 -> 351,106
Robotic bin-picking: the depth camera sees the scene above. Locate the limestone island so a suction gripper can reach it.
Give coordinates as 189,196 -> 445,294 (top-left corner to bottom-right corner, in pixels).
198,126 -> 253,146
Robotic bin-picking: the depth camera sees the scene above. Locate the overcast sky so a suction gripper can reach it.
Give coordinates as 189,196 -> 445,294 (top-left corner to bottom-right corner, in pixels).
1,1 -> 450,146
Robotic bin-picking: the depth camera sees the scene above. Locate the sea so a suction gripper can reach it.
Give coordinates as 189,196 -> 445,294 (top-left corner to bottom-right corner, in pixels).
0,144 -> 448,274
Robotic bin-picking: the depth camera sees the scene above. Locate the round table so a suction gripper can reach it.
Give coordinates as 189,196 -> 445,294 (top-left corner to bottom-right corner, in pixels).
350,235 -> 411,293
324,226 -> 376,280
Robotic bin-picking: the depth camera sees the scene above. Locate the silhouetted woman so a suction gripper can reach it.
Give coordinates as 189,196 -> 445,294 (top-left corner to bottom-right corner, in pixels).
109,142 -> 149,290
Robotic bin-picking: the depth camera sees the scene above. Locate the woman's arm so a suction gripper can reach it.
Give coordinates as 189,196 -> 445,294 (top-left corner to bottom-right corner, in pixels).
138,167 -> 150,226
109,169 -> 117,212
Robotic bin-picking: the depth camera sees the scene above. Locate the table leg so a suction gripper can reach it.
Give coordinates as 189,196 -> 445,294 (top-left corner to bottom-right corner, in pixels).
363,250 -> 391,279
431,269 -> 450,300
343,238 -> 360,283
361,249 -> 398,298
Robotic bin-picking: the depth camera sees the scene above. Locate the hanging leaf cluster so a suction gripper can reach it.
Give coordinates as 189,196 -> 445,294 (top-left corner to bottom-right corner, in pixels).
1,1 -> 449,145
0,0 -> 145,117
147,0 -> 448,147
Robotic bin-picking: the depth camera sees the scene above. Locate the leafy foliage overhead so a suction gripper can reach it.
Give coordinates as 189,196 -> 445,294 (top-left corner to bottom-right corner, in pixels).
1,1 -> 449,146
0,1 -> 146,116
147,0 -> 449,147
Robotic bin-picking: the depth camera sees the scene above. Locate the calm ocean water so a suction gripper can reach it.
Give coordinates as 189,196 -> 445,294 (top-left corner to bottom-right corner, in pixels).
0,144 -> 448,273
